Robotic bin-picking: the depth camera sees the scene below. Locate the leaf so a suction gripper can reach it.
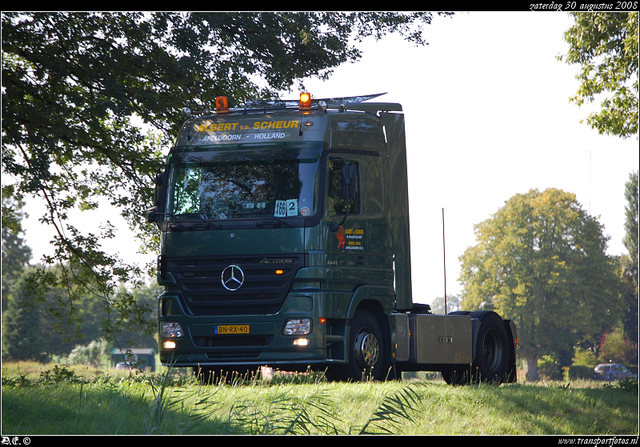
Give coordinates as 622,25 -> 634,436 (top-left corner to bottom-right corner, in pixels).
359,385 -> 423,435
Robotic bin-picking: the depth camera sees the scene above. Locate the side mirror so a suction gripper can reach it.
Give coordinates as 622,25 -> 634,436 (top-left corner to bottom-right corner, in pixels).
146,206 -> 160,223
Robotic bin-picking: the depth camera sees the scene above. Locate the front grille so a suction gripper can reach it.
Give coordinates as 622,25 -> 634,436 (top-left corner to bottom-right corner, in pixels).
206,351 -> 262,360
163,255 -> 304,316
194,335 -> 273,348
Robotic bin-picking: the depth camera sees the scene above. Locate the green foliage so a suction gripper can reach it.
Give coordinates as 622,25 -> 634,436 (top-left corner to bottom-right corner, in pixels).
1,11 -> 451,344
226,388 -> 340,435
558,12 -> 638,138
430,294 -> 460,314
38,365 -> 85,384
612,378 -> 638,395
623,171 -> 639,270
67,340 -> 109,367
459,188 -> 623,378
2,367 -> 639,435
1,193 -> 32,311
2,266 -> 159,361
621,171 -> 638,343
2,275 -> 48,363
598,324 -> 638,364
567,365 -> 593,381
572,346 -> 598,367
538,356 -> 563,381
359,384 -> 423,434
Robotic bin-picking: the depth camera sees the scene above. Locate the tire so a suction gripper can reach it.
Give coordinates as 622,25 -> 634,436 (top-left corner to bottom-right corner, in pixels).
470,311 -> 510,384
441,364 -> 471,385
342,310 -> 386,381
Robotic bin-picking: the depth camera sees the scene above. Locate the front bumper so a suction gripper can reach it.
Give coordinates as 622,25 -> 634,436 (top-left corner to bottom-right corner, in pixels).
158,292 -> 329,369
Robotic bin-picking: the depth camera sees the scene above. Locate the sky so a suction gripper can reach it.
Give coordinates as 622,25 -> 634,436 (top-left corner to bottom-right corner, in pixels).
19,11 -> 639,306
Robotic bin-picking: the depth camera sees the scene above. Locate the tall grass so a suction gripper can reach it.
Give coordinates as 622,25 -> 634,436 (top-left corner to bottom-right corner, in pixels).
2,362 -> 638,435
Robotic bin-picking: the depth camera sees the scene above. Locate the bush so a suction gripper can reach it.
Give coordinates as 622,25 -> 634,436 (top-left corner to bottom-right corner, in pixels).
538,356 -> 563,381
568,365 -> 593,380
67,340 -> 108,367
599,326 -> 638,365
572,347 -> 597,367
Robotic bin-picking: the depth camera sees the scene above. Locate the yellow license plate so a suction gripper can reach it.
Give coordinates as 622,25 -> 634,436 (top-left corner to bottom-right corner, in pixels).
215,324 -> 250,335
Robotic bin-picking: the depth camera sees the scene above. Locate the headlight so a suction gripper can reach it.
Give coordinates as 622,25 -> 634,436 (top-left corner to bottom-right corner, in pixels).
161,322 -> 183,338
283,318 -> 312,336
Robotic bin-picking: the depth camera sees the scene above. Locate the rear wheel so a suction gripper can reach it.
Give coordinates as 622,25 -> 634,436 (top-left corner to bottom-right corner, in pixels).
441,364 -> 471,385
470,311 -> 510,384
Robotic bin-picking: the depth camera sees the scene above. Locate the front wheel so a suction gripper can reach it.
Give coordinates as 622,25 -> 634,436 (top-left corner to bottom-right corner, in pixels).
331,310 -> 386,382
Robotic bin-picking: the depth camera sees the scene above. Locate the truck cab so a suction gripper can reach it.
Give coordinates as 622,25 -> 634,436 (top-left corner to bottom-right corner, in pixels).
148,93 -> 517,383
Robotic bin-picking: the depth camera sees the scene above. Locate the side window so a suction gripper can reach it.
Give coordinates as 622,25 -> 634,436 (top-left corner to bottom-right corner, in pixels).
327,158 -> 360,216
364,155 -> 383,215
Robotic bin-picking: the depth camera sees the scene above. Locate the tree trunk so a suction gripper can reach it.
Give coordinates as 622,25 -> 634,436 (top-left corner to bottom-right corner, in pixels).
525,353 -> 540,381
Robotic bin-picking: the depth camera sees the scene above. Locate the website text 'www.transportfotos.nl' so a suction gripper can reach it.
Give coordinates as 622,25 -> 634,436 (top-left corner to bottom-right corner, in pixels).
559,437 -> 639,446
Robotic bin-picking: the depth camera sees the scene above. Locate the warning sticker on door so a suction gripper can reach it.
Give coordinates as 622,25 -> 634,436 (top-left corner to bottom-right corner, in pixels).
336,227 -> 364,250
345,228 -> 364,250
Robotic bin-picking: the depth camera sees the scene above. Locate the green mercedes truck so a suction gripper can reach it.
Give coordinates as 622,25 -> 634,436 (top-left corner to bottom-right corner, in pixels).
147,93 -> 517,384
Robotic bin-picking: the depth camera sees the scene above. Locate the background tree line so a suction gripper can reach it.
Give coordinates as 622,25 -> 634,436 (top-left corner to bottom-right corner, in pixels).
2,195 -> 158,361
457,12 -> 638,380
458,176 -> 637,381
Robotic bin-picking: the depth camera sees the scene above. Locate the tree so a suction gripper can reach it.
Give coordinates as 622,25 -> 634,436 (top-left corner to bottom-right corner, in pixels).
2,274 -> 49,363
1,12 -> 452,341
430,294 -> 460,315
1,191 -> 32,311
620,171 -> 638,343
558,12 -> 638,139
598,324 -> 638,364
459,188 -> 622,380
67,340 -> 109,368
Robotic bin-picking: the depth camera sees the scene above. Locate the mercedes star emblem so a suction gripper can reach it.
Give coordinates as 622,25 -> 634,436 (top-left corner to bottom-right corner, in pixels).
221,265 -> 245,291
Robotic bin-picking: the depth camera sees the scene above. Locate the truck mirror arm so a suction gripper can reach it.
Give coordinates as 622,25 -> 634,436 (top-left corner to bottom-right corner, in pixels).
146,206 -> 161,223
329,156 -> 352,232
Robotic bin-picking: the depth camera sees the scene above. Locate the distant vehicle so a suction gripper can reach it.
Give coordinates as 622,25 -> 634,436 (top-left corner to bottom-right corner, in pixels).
593,363 -> 636,381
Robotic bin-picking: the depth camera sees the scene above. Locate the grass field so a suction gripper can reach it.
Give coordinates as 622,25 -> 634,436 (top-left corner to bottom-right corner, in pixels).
1,362 -> 638,435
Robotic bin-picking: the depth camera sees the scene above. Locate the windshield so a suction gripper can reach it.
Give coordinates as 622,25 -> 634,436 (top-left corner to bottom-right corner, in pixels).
166,145 -> 320,221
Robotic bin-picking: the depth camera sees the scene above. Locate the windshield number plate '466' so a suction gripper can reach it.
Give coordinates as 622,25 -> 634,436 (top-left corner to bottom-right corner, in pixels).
274,199 -> 298,217
215,325 -> 250,335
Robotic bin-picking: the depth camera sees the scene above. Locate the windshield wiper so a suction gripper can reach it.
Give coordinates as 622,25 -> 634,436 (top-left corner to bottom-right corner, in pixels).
256,217 -> 293,228
169,213 -> 222,230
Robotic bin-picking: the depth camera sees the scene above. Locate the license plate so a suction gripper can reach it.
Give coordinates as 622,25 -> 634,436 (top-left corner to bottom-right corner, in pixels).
215,324 -> 250,335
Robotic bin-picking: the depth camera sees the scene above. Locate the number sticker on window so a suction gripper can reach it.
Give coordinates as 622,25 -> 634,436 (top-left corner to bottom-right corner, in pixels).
274,200 -> 287,217
286,199 -> 298,217
274,200 -> 298,217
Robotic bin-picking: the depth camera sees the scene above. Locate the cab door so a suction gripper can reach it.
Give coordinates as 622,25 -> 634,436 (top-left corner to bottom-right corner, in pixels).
325,154 -> 367,269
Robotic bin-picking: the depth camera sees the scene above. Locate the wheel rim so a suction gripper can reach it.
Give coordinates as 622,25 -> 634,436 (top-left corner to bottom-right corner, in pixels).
355,330 -> 380,368
482,328 -> 504,372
